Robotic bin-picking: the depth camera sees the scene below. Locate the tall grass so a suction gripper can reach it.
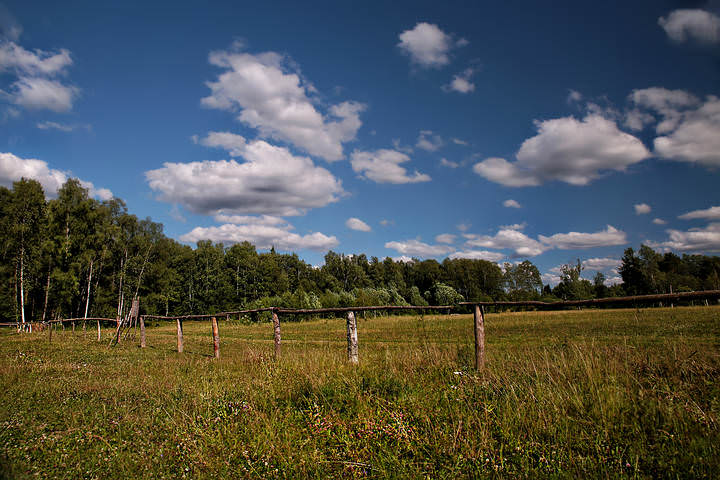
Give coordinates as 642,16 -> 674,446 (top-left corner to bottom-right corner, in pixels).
1,307 -> 718,478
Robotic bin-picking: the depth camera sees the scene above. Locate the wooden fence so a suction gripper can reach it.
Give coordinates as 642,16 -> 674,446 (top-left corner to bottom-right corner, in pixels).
5,289 -> 720,371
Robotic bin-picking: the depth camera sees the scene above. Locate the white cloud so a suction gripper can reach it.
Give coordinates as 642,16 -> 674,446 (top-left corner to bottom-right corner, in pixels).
498,223 -> 526,231
539,225 -> 627,249
9,76 -> 78,112
634,203 -> 651,215
503,199 -> 521,208
416,130 -> 443,151
452,138 -> 468,146
0,5 -> 22,41
435,233 -> 456,244
180,221 -> 338,252
346,217 -> 371,232
473,115 -> 650,187
440,158 -> 459,168
629,87 -> 700,134
397,22 -> 459,68
213,214 -> 286,226
444,68 -> 475,94
0,151 -> 111,200
678,205 -> 720,220
201,46 -> 364,161
456,223 -> 471,232
653,96 -> 720,167
351,149 -> 431,184
464,228 -> 548,257
541,272 -> 561,286
624,109 -> 656,131
0,38 -> 78,112
659,9 -> 720,45
385,239 -> 454,258
0,41 -> 72,76
146,138 -> 344,216
582,257 -> 621,271
449,250 -> 505,262
567,90 -> 583,103
648,223 -> 720,252
653,218 -> 668,225
36,120 -> 89,132
198,131 -> 248,157
392,256 -> 414,263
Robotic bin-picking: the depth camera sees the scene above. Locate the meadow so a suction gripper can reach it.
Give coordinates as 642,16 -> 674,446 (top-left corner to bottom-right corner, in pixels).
1,306 -> 718,479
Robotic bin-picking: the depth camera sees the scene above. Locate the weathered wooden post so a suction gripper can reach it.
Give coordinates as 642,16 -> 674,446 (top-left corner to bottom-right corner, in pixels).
176,318 -> 184,353
272,309 -> 281,359
211,316 -> 220,359
346,310 -> 359,364
72,321 -> 76,333
473,304 -> 485,370
140,316 -> 146,348
48,322 -> 52,342
97,319 -> 101,342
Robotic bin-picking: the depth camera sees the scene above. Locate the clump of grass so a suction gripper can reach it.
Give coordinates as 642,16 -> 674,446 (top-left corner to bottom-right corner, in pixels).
1,306 -> 719,478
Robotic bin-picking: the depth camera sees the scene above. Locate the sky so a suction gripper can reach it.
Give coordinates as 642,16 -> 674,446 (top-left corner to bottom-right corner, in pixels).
1,0 -> 720,286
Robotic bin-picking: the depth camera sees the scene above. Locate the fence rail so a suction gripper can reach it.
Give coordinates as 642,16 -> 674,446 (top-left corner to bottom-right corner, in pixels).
7,290 -> 720,371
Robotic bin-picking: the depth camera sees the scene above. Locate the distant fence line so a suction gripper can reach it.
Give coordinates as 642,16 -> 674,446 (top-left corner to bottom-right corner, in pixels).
5,289 -> 720,371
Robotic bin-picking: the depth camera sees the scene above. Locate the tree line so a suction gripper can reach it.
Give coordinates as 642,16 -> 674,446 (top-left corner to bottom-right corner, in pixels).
2,178 -> 719,324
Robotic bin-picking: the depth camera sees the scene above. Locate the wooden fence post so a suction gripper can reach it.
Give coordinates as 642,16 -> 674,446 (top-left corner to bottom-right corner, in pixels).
72,321 -> 75,333
97,319 -> 101,342
177,318 -> 184,353
272,310 -> 281,359
140,316 -> 146,348
474,304 -> 485,370
211,316 -> 220,359
48,322 -> 52,342
346,310 -> 359,364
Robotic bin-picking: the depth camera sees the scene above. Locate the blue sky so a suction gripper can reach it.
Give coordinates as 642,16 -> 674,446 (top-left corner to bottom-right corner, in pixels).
1,0 -> 720,285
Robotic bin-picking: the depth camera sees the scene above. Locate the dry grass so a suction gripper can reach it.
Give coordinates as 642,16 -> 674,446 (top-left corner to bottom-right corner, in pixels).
1,306 -> 719,478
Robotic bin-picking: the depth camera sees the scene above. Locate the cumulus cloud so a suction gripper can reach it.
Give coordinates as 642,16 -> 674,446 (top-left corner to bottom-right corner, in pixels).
440,158 -> 459,168
416,130 -> 443,151
0,151 -> 111,200
201,46 -> 364,161
452,138 -> 468,146
213,214 -> 286,226
346,217 -> 371,232
0,41 -> 72,76
629,87 -> 700,134
567,90 -> 583,103
659,9 -> 720,45
351,149 -> 431,184
385,239 -> 454,258
435,233 -> 456,244
582,257 -> 621,271
397,22 -> 463,68
653,218 -> 668,225
0,36 -> 79,112
648,223 -> 720,252
634,203 -> 651,215
449,250 -> 505,262
464,228 -> 548,257
146,138 -> 344,216
180,221 -> 338,252
539,225 -> 627,249
678,205 -> 720,220
8,75 -> 78,112
443,68 -> 475,94
503,199 -> 521,208
473,115 -> 650,187
653,96 -> 720,167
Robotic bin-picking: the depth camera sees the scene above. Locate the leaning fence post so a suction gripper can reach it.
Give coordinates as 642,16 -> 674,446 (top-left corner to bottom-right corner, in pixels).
140,316 -> 146,348
211,316 -> 220,359
346,310 -> 359,364
97,319 -> 101,342
272,309 -> 281,359
176,318 -> 184,353
474,304 -> 485,370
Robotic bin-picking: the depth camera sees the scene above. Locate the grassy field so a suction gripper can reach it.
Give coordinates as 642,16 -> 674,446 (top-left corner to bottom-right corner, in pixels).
1,306 -> 719,479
